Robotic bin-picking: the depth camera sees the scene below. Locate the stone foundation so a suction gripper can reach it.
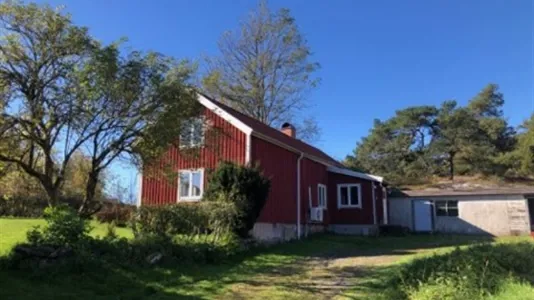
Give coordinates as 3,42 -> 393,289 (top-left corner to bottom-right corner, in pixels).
252,223 -> 298,241
328,224 -> 379,236
252,223 -> 328,241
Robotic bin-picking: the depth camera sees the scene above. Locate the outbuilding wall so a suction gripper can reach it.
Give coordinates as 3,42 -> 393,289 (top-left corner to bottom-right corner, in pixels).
389,194 -> 531,236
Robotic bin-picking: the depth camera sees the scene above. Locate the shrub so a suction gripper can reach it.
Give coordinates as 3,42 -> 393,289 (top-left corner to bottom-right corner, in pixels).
379,225 -> 410,236
204,161 -> 270,237
26,205 -> 91,247
0,195 -> 86,217
132,202 -> 238,238
389,242 -> 534,299
0,196 -> 46,217
95,203 -> 135,227
85,231 -> 242,266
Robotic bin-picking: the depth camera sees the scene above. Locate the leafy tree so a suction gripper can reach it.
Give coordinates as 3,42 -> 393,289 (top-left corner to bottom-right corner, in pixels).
71,45 -> 200,215
0,2 -> 200,214
345,106 -> 438,185
431,101 -> 480,180
463,84 -> 516,175
346,84 -> 524,185
515,114 -> 534,175
0,2 -> 94,205
62,152 -> 106,200
0,152 -> 106,200
467,83 -> 505,118
203,1 -> 320,142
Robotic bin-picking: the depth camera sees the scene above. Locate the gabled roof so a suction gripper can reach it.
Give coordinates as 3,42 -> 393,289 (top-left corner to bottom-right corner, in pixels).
327,166 -> 384,183
198,93 -> 384,183
199,93 -> 343,166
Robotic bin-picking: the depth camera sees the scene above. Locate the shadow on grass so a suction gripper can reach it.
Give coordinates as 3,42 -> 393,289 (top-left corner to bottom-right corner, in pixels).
141,234 -> 494,298
0,234 -> 496,299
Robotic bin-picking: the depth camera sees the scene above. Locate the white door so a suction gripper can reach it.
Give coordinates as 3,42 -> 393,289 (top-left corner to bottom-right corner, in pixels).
413,200 -> 433,232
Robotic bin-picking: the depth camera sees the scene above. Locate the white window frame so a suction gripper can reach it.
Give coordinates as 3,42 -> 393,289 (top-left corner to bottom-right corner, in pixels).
180,117 -> 205,148
434,200 -> 459,217
337,183 -> 362,209
177,169 -> 204,201
318,184 -> 327,209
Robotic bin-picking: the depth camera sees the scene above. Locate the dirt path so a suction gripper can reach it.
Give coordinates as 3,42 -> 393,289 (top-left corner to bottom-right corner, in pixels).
217,248 -> 423,300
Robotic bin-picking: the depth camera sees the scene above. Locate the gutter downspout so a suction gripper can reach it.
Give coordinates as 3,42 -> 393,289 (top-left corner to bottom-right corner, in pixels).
136,172 -> 143,207
383,185 -> 388,225
296,153 -> 304,239
372,182 -> 377,226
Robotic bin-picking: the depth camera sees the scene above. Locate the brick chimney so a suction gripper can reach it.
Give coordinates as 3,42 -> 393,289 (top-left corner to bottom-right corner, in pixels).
281,122 -> 296,138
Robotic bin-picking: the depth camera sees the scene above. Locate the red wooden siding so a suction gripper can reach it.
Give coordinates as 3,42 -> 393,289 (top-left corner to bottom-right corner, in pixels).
251,136 -> 299,223
141,108 -> 247,205
300,158 -> 328,224
327,172 -> 375,225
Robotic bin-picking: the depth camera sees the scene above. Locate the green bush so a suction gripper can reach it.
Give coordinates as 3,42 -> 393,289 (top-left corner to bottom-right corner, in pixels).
26,205 -> 91,247
204,161 -> 270,237
83,231 -> 242,266
95,203 -> 135,227
0,195 -> 84,217
389,242 -> 534,299
132,201 -> 238,238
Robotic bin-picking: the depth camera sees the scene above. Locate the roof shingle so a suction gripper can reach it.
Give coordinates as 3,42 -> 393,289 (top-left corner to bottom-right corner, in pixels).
391,188 -> 534,198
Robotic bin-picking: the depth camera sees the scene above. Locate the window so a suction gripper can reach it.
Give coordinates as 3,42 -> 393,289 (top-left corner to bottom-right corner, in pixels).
318,184 -> 327,209
435,200 -> 458,217
337,184 -> 362,208
178,169 -> 204,201
180,117 -> 204,148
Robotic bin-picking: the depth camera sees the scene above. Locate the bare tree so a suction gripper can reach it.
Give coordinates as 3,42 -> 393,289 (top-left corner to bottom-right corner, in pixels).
203,1 -> 320,142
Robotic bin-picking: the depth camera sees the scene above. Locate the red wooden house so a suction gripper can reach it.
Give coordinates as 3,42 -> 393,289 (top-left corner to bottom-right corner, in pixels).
138,94 -> 387,240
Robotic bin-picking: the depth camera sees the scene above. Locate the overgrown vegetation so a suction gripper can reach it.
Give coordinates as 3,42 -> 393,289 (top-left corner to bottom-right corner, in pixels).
1,162 -> 269,276
1,228 -> 531,299
346,84 -> 533,185
386,242 -> 534,299
204,161 -> 271,237
2,205 -> 244,274
132,202 -> 238,237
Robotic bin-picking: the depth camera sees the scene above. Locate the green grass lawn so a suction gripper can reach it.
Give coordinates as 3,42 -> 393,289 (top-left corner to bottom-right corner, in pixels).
0,218 -> 133,255
0,218 -> 532,299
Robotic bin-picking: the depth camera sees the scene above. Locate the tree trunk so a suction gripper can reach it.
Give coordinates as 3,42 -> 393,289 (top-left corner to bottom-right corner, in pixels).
43,185 -> 59,207
78,171 -> 100,217
448,152 -> 455,181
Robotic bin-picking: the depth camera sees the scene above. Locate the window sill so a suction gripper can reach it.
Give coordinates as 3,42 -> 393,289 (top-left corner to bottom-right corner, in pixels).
179,197 -> 202,202
179,144 -> 205,150
338,205 -> 362,209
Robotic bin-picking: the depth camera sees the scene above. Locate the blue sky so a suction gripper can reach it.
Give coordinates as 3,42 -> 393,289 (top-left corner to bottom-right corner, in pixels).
36,0 -> 533,191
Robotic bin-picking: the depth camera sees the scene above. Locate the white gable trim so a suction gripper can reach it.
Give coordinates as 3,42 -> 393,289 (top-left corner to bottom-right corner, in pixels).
327,166 -> 383,183
136,172 -> 142,207
198,95 -> 253,163
197,94 -> 342,168
198,95 -> 253,135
